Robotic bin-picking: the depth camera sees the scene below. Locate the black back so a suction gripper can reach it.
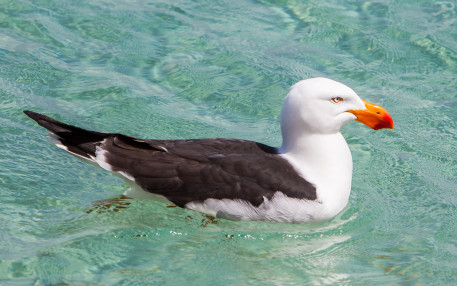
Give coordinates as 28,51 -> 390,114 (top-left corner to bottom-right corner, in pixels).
24,111 -> 317,207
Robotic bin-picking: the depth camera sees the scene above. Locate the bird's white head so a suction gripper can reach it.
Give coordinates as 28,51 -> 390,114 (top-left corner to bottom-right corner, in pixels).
280,77 -> 393,145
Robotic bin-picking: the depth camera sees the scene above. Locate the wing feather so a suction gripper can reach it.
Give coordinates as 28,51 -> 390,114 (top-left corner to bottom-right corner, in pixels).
24,110 -> 316,209
99,136 -> 317,207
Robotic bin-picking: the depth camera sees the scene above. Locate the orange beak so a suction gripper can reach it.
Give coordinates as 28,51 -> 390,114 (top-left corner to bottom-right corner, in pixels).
347,100 -> 393,130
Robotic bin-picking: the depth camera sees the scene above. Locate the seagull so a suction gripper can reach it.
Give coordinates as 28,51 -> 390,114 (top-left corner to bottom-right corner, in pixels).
24,77 -> 393,223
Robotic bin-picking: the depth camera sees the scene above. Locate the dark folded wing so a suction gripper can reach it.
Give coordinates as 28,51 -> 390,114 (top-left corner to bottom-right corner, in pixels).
99,136 -> 317,207
24,110 -> 317,208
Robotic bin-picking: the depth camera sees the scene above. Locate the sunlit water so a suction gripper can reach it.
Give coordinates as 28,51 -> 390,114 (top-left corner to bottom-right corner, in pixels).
1,0 -> 457,284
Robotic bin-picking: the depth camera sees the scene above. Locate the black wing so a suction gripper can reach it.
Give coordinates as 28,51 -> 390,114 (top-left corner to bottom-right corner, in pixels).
24,111 -> 317,207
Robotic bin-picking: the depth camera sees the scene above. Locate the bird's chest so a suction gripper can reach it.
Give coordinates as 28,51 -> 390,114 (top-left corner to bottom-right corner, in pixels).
279,139 -> 353,214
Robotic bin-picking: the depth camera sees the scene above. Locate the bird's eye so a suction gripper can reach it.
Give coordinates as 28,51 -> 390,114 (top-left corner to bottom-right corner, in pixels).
331,97 -> 343,103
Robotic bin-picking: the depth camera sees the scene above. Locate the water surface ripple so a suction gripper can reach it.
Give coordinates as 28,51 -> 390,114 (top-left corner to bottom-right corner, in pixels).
1,0 -> 457,284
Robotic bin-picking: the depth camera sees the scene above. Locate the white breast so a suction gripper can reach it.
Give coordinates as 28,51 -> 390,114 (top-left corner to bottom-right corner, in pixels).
280,132 -> 353,219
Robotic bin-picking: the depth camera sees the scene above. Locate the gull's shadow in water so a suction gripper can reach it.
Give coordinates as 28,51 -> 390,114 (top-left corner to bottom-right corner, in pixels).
86,185 -> 162,214
86,187 -> 220,227
87,194 -> 133,214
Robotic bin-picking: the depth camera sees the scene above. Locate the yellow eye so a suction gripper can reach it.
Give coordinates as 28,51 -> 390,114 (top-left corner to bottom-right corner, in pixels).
331,97 -> 343,103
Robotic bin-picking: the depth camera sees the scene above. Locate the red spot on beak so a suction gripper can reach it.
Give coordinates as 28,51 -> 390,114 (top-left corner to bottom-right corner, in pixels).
347,100 -> 393,130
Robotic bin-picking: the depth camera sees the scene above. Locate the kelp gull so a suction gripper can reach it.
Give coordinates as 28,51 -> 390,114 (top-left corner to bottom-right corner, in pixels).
24,77 -> 393,223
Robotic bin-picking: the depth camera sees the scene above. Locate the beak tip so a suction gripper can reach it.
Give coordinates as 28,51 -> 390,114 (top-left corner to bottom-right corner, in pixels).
374,113 -> 393,130
385,113 -> 394,130
349,100 -> 394,130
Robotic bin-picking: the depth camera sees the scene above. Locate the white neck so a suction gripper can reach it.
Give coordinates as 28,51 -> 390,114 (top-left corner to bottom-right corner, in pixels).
279,132 -> 353,215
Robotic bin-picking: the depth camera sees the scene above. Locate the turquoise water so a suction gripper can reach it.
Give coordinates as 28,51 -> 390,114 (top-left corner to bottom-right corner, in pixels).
1,0 -> 457,284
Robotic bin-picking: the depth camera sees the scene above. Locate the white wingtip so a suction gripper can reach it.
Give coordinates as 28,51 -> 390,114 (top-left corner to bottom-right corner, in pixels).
95,145 -> 136,182
49,133 -> 68,151
94,145 -> 114,171
48,133 -> 96,163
